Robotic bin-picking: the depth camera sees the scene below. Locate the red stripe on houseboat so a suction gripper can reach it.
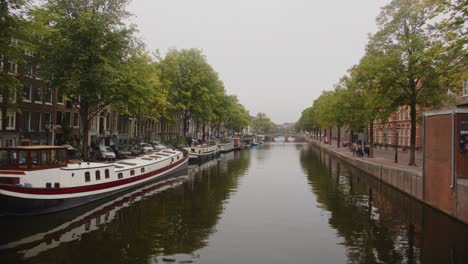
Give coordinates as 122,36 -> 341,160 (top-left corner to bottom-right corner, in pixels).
0,171 -> 26,175
0,157 -> 187,195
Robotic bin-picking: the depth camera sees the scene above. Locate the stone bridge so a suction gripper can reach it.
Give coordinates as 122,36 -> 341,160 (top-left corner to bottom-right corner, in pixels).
262,133 -> 307,142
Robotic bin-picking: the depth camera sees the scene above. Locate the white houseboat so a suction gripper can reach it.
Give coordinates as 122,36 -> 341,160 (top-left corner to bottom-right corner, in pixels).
0,172 -> 188,258
0,146 -> 188,215
185,143 -> 219,163
217,140 -> 235,154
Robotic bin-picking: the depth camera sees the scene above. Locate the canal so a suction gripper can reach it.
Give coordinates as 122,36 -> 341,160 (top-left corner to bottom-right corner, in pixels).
1,143 -> 468,263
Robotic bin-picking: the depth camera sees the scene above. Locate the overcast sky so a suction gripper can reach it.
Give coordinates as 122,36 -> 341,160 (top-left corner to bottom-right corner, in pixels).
128,0 -> 390,124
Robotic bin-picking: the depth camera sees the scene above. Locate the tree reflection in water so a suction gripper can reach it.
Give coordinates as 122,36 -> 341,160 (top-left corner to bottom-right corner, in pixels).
0,151 -> 251,264
300,145 -> 468,264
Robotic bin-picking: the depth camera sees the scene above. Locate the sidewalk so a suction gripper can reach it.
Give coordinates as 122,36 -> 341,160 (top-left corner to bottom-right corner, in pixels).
310,139 -> 422,173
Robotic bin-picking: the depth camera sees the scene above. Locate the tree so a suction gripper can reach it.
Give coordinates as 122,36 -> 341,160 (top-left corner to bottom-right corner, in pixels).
113,51 -> 170,143
347,50 -> 397,157
0,0 -> 29,131
425,0 -> 467,87
224,96 -> 250,135
371,0 -> 449,165
32,0 -> 136,160
161,48 -> 218,137
251,113 -> 276,134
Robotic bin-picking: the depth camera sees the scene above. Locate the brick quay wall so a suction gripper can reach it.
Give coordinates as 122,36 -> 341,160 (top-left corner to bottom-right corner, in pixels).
309,140 -> 423,201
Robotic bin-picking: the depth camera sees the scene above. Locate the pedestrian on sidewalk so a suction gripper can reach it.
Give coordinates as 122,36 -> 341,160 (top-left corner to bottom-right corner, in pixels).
364,145 -> 370,157
351,143 -> 356,156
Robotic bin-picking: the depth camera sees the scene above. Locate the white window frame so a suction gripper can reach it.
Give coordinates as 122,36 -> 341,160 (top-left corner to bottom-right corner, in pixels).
34,86 -> 42,104
8,60 -> 17,74
25,64 -> 33,78
35,65 -> 42,80
463,80 -> 468,96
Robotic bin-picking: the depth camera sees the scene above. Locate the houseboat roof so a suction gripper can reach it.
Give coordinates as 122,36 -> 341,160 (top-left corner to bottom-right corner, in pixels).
0,145 -> 67,150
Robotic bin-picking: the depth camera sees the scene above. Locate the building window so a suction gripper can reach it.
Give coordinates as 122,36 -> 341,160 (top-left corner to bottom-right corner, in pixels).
1,112 -> 16,130
95,170 -> 101,180
118,172 -> 123,179
35,65 -> 42,79
105,169 -> 110,179
85,172 -> 90,182
34,86 -> 42,102
25,49 -> 34,57
22,111 -> 30,131
43,112 -> 51,129
64,112 -> 71,127
56,111 -> 63,126
31,112 -> 41,132
73,113 -> 79,127
44,87 -> 52,103
7,112 -> 15,130
463,80 -> 468,96
57,89 -> 64,104
23,84 -> 32,101
8,60 -> 17,74
24,64 -> 33,77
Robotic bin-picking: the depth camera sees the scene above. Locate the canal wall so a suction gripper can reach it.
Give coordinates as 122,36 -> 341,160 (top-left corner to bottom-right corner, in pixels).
309,140 -> 424,200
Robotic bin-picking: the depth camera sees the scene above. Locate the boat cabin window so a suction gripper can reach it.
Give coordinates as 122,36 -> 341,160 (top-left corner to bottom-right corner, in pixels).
130,170 -> 135,176
95,170 -> 101,180
0,150 -> 8,168
18,151 -> 28,169
141,168 -> 145,173
118,173 -> 123,179
105,169 -> 110,179
85,172 -> 91,182
0,147 -> 68,170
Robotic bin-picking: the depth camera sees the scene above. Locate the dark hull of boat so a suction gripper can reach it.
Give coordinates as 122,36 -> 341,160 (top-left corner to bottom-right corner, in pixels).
0,160 -> 188,216
188,151 -> 220,164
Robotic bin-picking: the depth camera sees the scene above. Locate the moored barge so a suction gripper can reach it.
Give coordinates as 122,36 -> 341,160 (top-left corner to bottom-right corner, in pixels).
0,146 -> 188,215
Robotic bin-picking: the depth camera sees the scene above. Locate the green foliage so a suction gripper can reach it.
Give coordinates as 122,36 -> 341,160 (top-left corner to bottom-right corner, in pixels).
30,0 -> 136,159
160,48 -> 250,136
251,113 -> 276,134
0,0 -> 30,130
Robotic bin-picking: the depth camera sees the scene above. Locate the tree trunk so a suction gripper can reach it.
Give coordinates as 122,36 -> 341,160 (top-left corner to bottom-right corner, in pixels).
182,111 -> 188,136
202,122 -> 206,141
329,127 -> 332,145
409,100 -> 417,166
369,122 -> 374,158
80,104 -> 90,161
350,130 -> 354,151
337,126 -> 341,148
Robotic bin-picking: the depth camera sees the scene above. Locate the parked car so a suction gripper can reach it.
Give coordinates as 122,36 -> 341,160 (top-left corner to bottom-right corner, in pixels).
111,145 -> 132,158
139,143 -> 154,153
127,145 -> 143,156
98,146 -> 116,160
151,142 -> 166,151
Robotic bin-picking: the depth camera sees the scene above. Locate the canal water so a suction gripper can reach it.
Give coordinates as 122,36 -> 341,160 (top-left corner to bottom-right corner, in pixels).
1,143 -> 468,264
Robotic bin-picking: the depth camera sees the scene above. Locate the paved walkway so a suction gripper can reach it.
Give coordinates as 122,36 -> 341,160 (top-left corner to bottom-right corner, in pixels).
309,139 -> 422,173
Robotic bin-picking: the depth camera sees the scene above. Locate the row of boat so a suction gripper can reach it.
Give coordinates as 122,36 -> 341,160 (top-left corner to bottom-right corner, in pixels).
0,137 -> 248,215
184,138 -> 241,163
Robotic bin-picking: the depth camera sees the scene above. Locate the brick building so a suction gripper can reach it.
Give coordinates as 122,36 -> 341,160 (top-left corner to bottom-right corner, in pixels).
371,79 -> 468,150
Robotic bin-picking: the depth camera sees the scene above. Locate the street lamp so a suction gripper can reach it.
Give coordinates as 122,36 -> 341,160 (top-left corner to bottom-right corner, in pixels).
45,121 -> 51,145
394,125 -> 400,163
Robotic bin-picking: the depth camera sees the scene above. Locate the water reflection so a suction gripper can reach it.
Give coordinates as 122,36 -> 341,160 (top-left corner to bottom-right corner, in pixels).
0,150 -> 250,264
300,145 -> 468,264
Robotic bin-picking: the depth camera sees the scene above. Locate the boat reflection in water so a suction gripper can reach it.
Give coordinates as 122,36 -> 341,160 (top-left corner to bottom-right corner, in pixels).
0,169 -> 189,260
